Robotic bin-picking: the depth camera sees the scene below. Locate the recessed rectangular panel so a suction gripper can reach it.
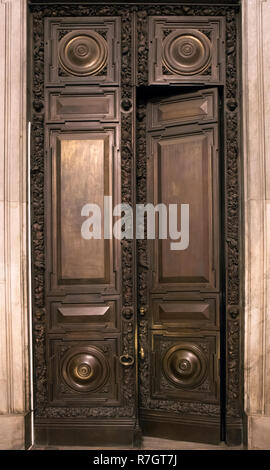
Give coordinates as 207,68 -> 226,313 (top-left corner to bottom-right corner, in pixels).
152,295 -> 219,329
158,97 -> 211,122
155,130 -> 215,287
48,300 -> 118,331
149,89 -> 217,128
58,306 -> 110,317
57,97 -> 110,115
47,88 -> 119,122
58,136 -> 109,283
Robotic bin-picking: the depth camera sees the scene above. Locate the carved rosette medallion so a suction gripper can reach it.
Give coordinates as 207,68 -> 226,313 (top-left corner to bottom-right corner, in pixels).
58,30 -> 108,76
61,346 -> 109,393
163,344 -> 207,389
162,30 -> 212,76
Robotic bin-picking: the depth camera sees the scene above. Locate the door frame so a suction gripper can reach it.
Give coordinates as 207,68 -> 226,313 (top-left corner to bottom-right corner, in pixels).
29,0 -> 243,446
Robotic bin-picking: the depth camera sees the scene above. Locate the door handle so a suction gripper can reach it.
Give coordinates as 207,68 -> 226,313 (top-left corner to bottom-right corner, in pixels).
139,307 -> 145,316
119,354 -> 134,367
139,347 -> 145,360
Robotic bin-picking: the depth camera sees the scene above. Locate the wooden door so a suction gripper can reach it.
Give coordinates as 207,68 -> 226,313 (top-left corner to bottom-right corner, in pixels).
31,12 -> 138,447
137,89 -> 222,444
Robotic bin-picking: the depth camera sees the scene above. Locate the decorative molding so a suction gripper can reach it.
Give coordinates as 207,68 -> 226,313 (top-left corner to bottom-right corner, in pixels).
44,16 -> 119,84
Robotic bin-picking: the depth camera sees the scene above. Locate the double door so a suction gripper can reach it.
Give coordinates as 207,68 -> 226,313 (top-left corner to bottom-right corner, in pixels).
29,6 -> 241,447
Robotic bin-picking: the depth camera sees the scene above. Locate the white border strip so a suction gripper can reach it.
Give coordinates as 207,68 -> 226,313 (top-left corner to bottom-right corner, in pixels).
27,121 -> 34,447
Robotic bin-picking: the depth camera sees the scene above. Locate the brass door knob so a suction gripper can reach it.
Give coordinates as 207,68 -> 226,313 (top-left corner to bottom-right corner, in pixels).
139,347 -> 145,360
139,307 -> 145,316
119,354 -> 134,367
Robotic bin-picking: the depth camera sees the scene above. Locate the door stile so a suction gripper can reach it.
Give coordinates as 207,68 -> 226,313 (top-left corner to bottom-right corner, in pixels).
131,10 -> 141,445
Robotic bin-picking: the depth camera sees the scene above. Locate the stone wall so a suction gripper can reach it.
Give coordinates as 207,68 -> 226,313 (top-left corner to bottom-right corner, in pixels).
0,0 -> 30,450
242,0 -> 270,450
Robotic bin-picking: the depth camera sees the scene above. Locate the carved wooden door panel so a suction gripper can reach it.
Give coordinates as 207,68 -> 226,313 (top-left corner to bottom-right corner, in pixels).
31,11 -> 138,447
137,89 -> 221,444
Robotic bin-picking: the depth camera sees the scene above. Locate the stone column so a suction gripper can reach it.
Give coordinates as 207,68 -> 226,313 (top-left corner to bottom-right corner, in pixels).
242,0 -> 270,450
0,0 -> 30,449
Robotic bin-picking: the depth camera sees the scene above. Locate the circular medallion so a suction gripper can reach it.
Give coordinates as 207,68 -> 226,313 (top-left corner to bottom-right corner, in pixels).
163,343 -> 207,389
58,31 -> 108,76
162,30 -> 212,76
62,346 -> 109,392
